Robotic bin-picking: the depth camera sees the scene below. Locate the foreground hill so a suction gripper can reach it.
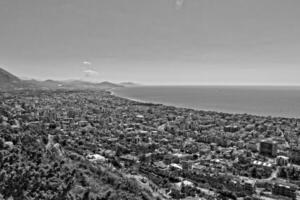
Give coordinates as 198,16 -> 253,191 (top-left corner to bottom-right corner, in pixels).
0,68 -> 123,90
0,90 -> 163,200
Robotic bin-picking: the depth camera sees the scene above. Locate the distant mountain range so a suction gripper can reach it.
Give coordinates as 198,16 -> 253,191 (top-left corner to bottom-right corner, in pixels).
0,67 -> 130,91
119,82 -> 140,87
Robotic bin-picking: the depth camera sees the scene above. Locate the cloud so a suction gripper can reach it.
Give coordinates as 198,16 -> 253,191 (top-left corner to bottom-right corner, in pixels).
175,0 -> 185,10
83,61 -> 92,65
83,69 -> 99,77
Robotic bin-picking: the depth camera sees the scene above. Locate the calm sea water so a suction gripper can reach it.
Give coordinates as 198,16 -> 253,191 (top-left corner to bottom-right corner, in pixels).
113,86 -> 300,118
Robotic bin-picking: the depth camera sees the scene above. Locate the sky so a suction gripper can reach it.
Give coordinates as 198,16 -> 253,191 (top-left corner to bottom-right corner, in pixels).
0,0 -> 300,85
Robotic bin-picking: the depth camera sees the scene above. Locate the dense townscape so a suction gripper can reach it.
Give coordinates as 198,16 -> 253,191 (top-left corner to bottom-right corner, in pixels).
1,89 -> 300,200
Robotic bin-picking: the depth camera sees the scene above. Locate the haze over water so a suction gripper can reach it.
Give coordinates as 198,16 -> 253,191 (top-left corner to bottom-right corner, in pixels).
113,86 -> 300,118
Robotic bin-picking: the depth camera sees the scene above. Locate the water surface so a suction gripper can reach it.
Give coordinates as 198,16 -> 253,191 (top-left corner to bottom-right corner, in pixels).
113,86 -> 300,118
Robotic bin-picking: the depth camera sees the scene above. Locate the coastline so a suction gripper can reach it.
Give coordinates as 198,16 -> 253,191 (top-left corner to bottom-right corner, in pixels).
109,89 -> 154,105
110,88 -> 299,120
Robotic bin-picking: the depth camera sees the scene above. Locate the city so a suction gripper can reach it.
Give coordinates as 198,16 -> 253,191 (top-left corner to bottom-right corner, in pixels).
1,89 -> 300,200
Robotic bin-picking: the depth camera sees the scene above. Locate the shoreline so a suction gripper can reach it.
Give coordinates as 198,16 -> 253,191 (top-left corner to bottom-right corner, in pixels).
110,89 -> 300,120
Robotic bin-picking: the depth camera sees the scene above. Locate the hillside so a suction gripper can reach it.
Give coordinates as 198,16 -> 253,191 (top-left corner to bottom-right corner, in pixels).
0,68 -> 123,90
0,68 -> 23,90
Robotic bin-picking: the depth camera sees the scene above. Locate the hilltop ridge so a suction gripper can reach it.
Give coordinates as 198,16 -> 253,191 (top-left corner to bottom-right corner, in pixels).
0,68 -> 23,89
0,67 -> 123,90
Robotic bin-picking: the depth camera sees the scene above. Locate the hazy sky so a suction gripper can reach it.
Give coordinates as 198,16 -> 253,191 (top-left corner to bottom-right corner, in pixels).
0,0 -> 300,85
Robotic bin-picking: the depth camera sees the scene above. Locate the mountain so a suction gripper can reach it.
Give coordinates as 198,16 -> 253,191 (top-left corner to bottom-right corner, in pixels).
0,68 -> 20,82
24,79 -> 124,90
0,68 -> 24,90
96,81 -> 122,89
119,82 -> 140,87
22,79 -> 64,89
59,80 -> 123,90
0,67 -> 123,90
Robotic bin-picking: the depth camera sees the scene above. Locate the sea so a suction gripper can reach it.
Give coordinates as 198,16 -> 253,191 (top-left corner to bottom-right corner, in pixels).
112,86 -> 300,119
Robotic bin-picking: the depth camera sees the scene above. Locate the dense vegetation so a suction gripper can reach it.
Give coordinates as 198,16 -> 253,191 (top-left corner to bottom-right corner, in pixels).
0,126 -> 155,200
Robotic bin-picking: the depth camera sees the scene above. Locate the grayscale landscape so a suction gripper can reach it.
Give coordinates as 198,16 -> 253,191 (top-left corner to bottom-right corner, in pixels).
1,0 -> 300,200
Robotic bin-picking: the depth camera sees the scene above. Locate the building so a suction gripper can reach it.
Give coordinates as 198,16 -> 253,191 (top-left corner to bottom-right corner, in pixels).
276,155 -> 289,166
120,154 -> 138,167
272,183 -> 297,200
224,125 -> 239,133
247,141 -> 259,152
243,179 -> 256,195
289,147 -> 300,164
192,163 -> 206,175
260,139 -> 277,157
182,160 -> 192,172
